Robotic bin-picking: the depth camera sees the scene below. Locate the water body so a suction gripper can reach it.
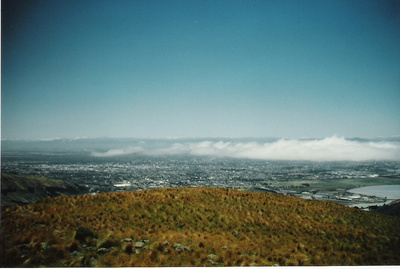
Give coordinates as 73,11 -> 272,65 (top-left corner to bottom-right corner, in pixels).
348,185 -> 400,200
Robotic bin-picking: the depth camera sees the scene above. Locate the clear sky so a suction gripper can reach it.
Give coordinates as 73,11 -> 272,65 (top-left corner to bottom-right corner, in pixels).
2,0 -> 400,140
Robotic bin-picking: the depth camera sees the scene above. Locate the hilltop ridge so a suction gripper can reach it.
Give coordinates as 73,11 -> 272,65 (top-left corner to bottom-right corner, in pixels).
1,187 -> 399,267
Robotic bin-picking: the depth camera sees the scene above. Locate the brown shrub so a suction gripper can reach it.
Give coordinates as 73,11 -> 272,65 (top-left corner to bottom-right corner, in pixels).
125,242 -> 134,254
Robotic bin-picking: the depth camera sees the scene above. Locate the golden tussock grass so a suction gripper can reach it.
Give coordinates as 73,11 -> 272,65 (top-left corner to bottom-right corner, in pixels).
1,187 -> 400,267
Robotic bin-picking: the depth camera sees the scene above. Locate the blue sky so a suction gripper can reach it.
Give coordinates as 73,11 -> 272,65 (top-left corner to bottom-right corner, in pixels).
2,0 -> 400,140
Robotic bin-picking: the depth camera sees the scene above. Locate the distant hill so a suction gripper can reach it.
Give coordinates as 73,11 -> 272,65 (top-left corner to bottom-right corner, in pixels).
1,173 -> 87,207
370,199 -> 400,218
1,187 -> 399,267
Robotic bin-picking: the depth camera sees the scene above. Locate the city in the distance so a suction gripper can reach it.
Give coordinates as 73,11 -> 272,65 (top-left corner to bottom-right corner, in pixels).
2,136 -> 399,209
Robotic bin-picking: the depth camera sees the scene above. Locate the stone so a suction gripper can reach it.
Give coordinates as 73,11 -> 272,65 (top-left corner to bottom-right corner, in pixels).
172,243 -> 190,252
207,259 -> 218,265
208,254 -> 218,260
163,240 -> 169,246
123,238 -> 133,242
172,243 -> 184,252
134,241 -> 145,248
97,248 -> 109,254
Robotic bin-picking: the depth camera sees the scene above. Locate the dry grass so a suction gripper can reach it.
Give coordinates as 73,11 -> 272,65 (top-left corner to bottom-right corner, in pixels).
1,187 -> 400,267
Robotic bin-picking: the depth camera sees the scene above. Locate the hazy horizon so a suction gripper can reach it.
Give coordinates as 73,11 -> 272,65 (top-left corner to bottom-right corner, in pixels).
2,0 -> 400,140
2,136 -> 400,162
3,134 -> 400,141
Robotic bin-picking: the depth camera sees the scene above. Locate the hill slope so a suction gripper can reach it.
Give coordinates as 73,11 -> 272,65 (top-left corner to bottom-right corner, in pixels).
370,200 -> 400,217
1,173 -> 87,207
1,187 -> 400,267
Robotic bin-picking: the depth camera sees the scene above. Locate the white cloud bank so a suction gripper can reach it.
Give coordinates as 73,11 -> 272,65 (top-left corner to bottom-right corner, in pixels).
91,147 -> 144,157
91,136 -> 400,161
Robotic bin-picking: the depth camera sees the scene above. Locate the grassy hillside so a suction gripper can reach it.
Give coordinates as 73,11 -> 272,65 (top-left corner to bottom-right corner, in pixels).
1,173 -> 86,207
1,187 -> 400,267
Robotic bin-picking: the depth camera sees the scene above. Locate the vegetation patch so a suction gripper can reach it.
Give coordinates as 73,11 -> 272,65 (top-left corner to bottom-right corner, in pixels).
1,187 -> 400,267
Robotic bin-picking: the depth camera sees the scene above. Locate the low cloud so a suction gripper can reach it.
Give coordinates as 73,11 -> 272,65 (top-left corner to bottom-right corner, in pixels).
91,136 -> 400,161
91,146 -> 144,157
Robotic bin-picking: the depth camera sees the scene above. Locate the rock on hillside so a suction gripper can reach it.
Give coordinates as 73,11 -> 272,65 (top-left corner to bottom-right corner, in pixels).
1,173 -> 87,207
